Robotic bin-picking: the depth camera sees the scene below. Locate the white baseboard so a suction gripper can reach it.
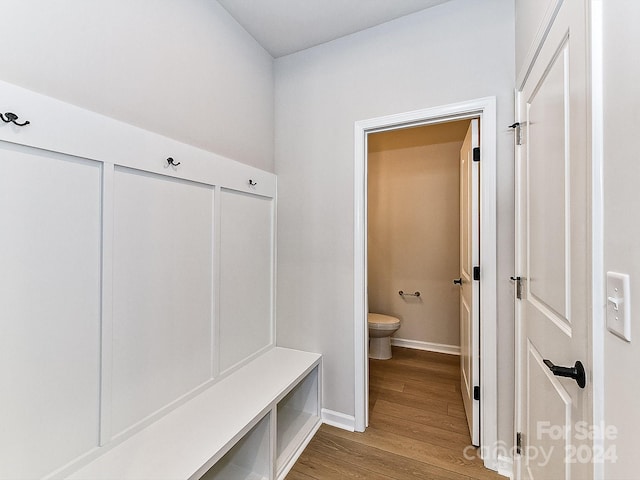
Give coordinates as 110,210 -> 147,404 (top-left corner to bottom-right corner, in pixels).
391,338 -> 460,356
321,409 -> 355,432
497,455 -> 513,479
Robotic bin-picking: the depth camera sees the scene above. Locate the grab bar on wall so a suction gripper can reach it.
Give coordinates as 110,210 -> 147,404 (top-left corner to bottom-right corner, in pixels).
398,290 -> 420,297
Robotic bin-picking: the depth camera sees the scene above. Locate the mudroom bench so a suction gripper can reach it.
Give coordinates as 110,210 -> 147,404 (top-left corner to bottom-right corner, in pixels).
1,80 -> 321,480
67,348 -> 322,480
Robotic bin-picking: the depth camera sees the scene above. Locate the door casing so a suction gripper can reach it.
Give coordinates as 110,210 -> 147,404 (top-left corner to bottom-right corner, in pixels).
353,96 -> 499,471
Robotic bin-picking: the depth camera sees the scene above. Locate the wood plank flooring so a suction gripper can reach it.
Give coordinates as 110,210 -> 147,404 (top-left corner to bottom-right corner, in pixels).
286,347 -> 504,480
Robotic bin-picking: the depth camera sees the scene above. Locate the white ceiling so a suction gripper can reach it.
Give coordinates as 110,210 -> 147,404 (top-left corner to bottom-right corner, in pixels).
217,0 -> 452,58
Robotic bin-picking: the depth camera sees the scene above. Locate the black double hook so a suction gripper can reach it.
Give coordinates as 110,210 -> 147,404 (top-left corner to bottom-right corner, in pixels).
1,112 -> 30,127
167,157 -> 181,167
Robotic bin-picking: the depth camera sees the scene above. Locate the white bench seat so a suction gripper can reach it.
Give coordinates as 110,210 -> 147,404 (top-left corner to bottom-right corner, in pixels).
67,348 -> 322,480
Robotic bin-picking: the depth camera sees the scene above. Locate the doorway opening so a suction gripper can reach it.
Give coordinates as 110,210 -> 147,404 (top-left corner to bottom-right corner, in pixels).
353,97 -> 499,471
367,118 -> 479,444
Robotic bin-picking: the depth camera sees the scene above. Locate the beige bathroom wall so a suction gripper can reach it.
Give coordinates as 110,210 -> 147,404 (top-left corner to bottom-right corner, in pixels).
367,120 -> 469,349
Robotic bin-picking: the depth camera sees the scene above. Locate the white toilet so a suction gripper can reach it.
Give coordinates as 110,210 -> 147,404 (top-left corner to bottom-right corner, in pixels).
368,313 -> 401,360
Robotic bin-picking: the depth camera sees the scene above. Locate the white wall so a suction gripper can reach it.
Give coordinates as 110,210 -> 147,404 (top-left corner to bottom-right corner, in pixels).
275,0 -> 515,445
514,0 -> 555,79
0,0 -> 274,171
603,1 -> 640,477
368,123 -> 467,349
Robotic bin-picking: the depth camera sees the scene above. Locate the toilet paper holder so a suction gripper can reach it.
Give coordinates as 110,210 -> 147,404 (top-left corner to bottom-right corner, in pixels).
398,290 -> 420,297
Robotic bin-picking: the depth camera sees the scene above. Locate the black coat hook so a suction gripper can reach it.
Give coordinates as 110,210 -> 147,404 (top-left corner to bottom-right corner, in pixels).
167,157 -> 181,166
1,112 -> 30,127
248,179 -> 257,186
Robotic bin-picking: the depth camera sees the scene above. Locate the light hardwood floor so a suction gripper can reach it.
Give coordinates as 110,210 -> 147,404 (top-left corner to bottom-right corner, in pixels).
286,347 -> 504,479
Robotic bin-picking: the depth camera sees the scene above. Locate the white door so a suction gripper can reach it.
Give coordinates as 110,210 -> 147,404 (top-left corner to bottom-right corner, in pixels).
515,1 -> 591,478
459,119 -> 480,446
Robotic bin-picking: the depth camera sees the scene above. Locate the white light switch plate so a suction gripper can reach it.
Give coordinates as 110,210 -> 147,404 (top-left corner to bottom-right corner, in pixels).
606,272 -> 631,342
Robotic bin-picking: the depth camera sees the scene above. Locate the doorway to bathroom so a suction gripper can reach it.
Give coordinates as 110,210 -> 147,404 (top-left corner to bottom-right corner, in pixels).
353,98 -> 499,470
367,119 -> 471,353
367,117 -> 480,445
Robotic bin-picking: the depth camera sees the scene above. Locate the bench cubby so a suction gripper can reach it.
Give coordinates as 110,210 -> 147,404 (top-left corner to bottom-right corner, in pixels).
200,413 -> 271,480
276,366 -> 320,476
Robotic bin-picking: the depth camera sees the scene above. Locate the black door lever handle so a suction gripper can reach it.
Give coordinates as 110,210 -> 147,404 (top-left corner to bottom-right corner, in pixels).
543,359 -> 586,389
453,278 -> 462,285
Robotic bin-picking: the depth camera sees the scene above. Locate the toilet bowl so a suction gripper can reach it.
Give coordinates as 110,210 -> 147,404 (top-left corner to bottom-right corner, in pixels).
368,313 -> 401,360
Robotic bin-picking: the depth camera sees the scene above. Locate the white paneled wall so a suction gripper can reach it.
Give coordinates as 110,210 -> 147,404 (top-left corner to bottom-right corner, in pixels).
219,189 -> 274,373
0,147 -> 102,478
0,80 -> 276,478
111,169 -> 215,437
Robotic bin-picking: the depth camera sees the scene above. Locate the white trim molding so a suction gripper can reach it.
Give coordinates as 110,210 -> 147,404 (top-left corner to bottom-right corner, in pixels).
590,2 -> 605,479
391,338 -> 460,356
498,455 -> 514,479
354,97 -> 499,470
321,409 -> 356,432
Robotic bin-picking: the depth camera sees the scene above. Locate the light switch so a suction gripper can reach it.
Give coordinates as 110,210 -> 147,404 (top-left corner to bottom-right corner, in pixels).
606,272 -> 631,342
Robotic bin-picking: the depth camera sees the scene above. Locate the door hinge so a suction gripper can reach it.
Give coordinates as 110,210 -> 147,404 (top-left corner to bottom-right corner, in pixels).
473,147 -> 480,162
473,266 -> 480,281
510,276 -> 522,299
516,432 -> 523,455
473,385 -> 480,401
509,122 -> 523,145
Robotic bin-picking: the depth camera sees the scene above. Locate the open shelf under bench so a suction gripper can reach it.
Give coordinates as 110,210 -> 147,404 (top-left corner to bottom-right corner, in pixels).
66,347 -> 322,480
